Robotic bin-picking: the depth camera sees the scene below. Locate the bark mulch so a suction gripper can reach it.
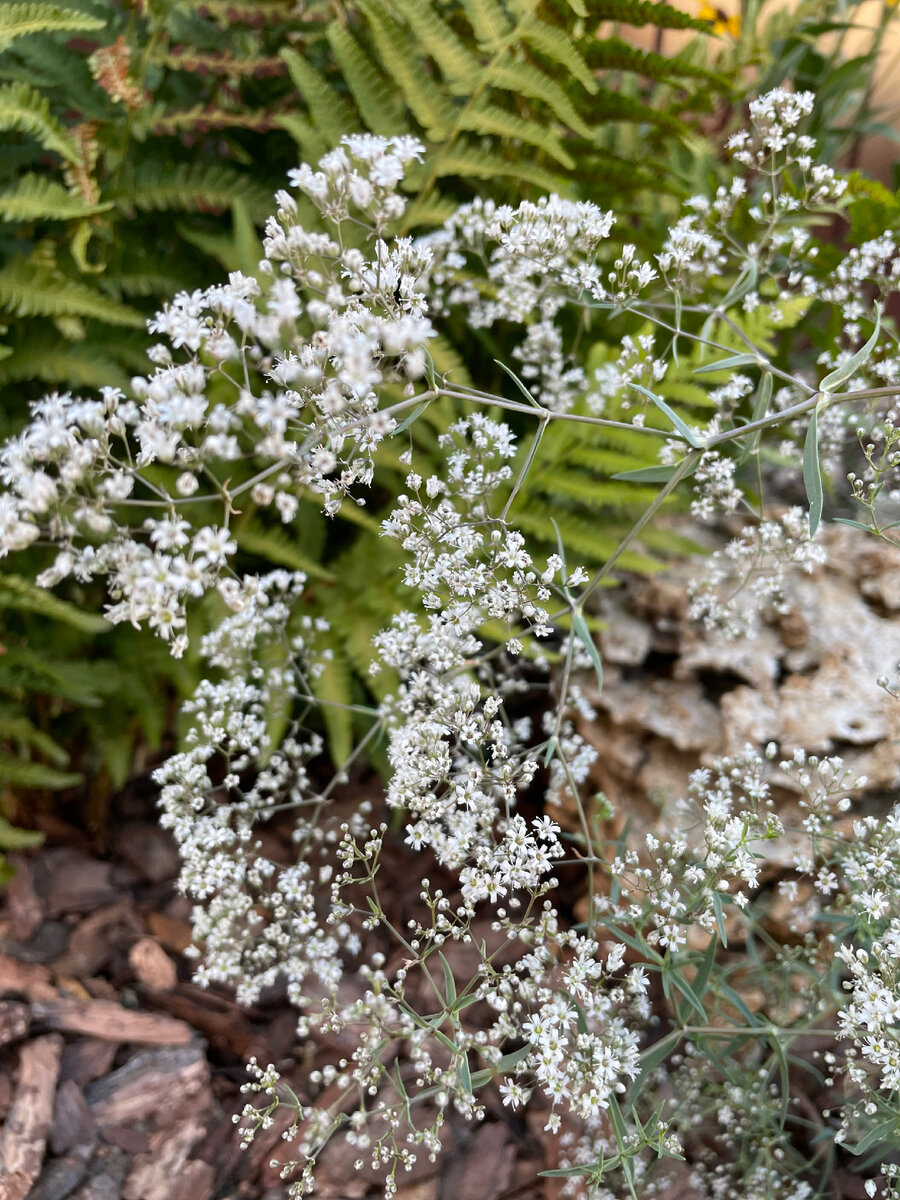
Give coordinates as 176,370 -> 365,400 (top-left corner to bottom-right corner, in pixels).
0,788 -> 551,1200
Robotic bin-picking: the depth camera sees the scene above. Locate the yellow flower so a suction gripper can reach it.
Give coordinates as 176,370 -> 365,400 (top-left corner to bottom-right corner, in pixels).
698,3 -> 741,36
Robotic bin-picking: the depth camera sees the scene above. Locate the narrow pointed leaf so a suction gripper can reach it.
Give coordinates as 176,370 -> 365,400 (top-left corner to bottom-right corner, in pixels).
694,352 -> 760,376
820,304 -> 881,392
803,408 -> 823,537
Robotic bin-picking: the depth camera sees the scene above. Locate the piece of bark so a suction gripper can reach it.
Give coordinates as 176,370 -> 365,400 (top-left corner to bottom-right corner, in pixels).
49,1080 -> 96,1156
52,903 -> 142,979
123,1116 -> 207,1200
140,985 -> 254,1059
144,910 -> 193,954
0,954 -> 56,1002
100,1123 -> 150,1154
128,939 -> 177,991
85,1045 -> 209,1128
36,852 -> 118,919
115,824 -> 180,885
32,998 -> 192,1045
5,856 -> 44,941
59,1040 -> 118,1088
435,1122 -> 513,1200
66,1146 -> 129,1200
0,1033 -> 63,1200
28,1143 -> 94,1200
0,1001 -> 29,1047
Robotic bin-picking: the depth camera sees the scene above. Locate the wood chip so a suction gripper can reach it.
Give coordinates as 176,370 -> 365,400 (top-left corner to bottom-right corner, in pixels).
0,954 -> 56,1002
144,910 -> 193,954
0,1033 -> 63,1200
5,856 -> 44,941
85,1045 -> 209,1128
32,998 -> 192,1044
0,1001 -> 29,1047
28,1144 -> 93,1200
59,1040 -> 118,1088
129,939 -> 177,991
52,902 -> 142,978
123,1116 -> 207,1200
49,1080 -> 97,1156
435,1122 -> 513,1200
37,851 -> 118,919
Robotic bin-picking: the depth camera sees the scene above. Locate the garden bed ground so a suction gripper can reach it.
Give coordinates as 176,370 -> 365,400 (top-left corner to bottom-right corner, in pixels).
2,524 -> 899,1200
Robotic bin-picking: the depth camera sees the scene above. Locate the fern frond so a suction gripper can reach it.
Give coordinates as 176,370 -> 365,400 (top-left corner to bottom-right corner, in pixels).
326,19 -> 408,136
156,49 -> 287,76
280,47 -> 358,148
0,757 -> 81,789
0,574 -> 109,632
457,99 -> 575,168
148,104 -> 280,135
0,3 -> 104,51
459,0 -> 513,48
117,162 -> 273,220
0,80 -> 80,162
388,0 -> 482,87
361,0 -> 457,136
586,37 -> 726,85
0,714 -> 69,767
589,87 -> 689,135
0,259 -> 145,326
235,520 -> 336,581
0,173 -> 113,222
529,472 -> 661,511
430,141 -> 562,192
516,505 -> 661,573
521,21 -> 597,94
309,643 -> 353,767
0,341 -> 130,391
589,0 -> 711,30
483,59 -> 592,138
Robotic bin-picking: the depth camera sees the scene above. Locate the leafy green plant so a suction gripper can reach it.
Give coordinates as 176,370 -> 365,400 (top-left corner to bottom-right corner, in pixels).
0,0 -> 892,807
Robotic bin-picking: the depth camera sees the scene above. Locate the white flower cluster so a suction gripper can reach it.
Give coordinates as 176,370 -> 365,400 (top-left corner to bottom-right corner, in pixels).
0,137 -> 435,653
3,85 -> 900,1196
688,507 -> 826,637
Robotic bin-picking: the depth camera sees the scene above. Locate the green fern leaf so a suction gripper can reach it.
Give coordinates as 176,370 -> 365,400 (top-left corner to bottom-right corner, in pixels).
0,757 -> 81,790
530,472 -> 661,511
0,342 -> 130,391
280,47 -> 359,147
589,1 -> 711,30
458,99 -> 575,168
521,21 -> 597,94
483,59 -> 592,138
0,3 -> 105,51
234,521 -> 336,581
0,173 -> 113,222
587,37 -> 726,85
389,0 -> 482,87
0,259 -> 145,326
361,0 -> 457,136
275,113 -> 328,165
459,0 -> 513,48
0,715 -> 69,767
430,141 -> 562,192
310,643 -> 354,767
0,80 -> 81,162
0,814 -> 44,848
117,162 -> 273,220
0,574 -> 109,632
588,87 -> 688,135
326,19 -> 408,136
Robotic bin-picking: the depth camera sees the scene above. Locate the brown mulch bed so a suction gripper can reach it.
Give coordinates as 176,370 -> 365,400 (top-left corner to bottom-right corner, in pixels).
0,783 -> 550,1200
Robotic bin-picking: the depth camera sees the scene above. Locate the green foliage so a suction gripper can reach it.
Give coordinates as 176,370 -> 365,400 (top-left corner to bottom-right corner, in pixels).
0,0 -> 890,807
